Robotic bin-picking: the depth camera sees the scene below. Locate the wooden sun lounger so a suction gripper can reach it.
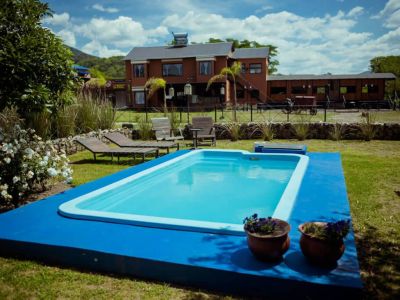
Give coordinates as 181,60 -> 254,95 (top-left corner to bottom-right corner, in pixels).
104,132 -> 179,153
75,137 -> 159,163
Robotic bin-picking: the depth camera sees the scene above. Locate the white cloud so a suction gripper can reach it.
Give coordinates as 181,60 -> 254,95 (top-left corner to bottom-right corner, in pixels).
92,4 -> 119,13
255,5 -> 273,14
82,40 -> 125,57
347,6 -> 364,18
384,8 -> 400,28
57,29 -> 76,47
43,12 -> 70,27
373,0 -> 400,18
372,0 -> 400,28
45,4 -> 400,73
161,9 -> 399,74
76,16 -> 168,49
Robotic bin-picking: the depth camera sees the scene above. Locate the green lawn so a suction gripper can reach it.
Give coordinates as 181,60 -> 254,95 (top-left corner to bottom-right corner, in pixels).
1,140 -> 399,299
115,109 -> 400,126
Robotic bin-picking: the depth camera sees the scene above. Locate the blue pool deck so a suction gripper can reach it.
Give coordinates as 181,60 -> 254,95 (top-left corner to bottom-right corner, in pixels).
0,151 -> 362,299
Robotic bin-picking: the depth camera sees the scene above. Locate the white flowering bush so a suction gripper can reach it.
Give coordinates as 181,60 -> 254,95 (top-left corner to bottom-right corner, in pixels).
0,125 -> 73,209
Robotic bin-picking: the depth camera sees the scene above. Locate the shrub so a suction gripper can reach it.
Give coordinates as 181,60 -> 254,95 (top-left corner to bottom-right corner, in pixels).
0,125 -> 72,209
330,123 -> 345,141
55,105 -> 77,138
25,110 -> 52,139
97,101 -> 115,130
360,111 -> 377,141
137,117 -> 153,140
0,108 -> 21,134
75,92 -> 99,133
292,115 -> 311,141
252,122 -> 275,141
221,122 -> 241,141
75,91 -> 115,134
169,108 -> 181,134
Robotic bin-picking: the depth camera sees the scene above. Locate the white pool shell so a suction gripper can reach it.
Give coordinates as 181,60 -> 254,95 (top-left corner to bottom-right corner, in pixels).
59,149 -> 309,235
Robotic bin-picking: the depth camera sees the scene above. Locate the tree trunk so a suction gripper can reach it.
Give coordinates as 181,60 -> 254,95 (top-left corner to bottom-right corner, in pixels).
233,77 -> 237,122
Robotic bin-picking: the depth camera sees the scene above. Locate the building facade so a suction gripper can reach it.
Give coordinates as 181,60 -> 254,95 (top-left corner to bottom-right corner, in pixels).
123,35 -> 269,109
267,73 -> 396,107
119,34 -> 395,109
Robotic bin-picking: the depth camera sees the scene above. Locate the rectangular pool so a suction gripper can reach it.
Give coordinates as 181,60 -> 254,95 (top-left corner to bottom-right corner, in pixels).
59,150 -> 308,235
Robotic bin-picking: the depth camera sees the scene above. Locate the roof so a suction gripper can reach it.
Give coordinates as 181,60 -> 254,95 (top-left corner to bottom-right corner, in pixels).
124,42 -> 233,61
232,47 -> 269,59
268,73 -> 396,81
72,64 -> 89,71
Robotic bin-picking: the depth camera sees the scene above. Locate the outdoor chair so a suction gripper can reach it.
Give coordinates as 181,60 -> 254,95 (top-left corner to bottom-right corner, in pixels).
104,132 -> 179,153
75,137 -> 159,163
192,116 -> 216,146
151,117 -> 184,141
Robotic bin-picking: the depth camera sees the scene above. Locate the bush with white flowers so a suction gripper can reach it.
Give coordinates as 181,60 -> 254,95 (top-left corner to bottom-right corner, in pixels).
0,125 -> 72,209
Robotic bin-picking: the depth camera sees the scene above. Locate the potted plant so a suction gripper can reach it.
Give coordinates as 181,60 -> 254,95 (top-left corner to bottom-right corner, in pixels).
243,214 -> 291,261
298,219 -> 351,267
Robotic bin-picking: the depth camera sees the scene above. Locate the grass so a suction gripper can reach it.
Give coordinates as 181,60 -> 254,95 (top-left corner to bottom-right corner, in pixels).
115,109 -> 400,125
1,139 -> 400,299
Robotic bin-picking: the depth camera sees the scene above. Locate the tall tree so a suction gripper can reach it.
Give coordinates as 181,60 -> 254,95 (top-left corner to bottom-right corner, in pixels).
0,0 -> 76,116
208,38 -> 279,74
370,56 -> 400,99
207,61 -> 242,122
145,77 -> 167,116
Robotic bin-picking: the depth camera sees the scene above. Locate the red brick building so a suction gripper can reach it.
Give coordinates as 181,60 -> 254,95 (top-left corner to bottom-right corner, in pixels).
119,34 -> 395,109
123,34 -> 269,109
267,73 -> 396,107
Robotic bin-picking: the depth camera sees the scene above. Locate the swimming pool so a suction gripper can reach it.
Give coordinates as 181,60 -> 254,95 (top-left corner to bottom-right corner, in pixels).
59,150 -> 309,235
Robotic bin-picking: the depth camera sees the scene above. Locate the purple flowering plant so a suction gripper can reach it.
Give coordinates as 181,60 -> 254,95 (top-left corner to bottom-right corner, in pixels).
243,213 -> 277,235
303,219 -> 351,242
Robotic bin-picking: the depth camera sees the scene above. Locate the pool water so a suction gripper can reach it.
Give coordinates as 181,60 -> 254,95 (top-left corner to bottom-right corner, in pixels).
59,150 -> 308,235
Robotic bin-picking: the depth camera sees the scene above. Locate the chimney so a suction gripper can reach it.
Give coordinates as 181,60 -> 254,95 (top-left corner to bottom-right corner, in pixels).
172,32 -> 188,47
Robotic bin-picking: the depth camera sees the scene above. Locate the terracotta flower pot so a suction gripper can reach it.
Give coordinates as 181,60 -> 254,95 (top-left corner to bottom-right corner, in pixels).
245,219 -> 291,261
298,222 -> 345,267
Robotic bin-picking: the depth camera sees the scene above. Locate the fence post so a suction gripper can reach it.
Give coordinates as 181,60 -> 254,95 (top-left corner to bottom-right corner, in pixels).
179,107 -> 182,123
214,105 -> 217,122
250,104 -> 253,122
324,106 -> 327,122
145,107 -> 148,122
287,112 -> 289,122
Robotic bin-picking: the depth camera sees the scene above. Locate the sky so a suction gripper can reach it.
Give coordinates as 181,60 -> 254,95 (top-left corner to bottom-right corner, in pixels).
42,0 -> 400,74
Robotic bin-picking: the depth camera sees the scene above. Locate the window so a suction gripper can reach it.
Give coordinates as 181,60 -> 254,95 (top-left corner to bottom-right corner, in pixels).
133,64 -> 144,77
249,63 -> 262,74
135,91 -> 145,104
291,86 -> 307,94
312,87 -> 325,94
162,64 -> 183,76
250,89 -> 259,99
241,64 -> 246,74
369,85 -> 379,93
271,87 -> 287,95
340,86 -> 356,94
199,61 -> 212,75
362,86 -> 368,94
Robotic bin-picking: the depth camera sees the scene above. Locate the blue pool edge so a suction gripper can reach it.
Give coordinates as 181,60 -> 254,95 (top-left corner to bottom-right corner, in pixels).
58,149 -> 309,236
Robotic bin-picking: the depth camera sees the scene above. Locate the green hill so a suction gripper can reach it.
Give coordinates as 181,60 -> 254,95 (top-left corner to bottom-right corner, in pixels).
68,46 -> 125,79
